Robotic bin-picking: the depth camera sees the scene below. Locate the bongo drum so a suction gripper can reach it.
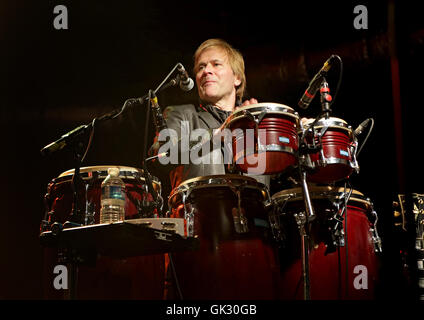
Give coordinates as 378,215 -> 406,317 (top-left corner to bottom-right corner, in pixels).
223,103 -> 299,175
301,117 -> 359,183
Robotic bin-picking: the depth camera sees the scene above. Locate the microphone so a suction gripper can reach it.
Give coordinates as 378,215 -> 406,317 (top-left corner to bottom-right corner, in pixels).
40,124 -> 88,156
177,63 -> 194,91
354,118 -> 371,136
298,55 -> 338,109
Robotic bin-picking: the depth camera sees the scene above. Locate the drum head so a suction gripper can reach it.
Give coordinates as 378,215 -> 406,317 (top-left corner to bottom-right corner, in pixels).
54,165 -> 161,192
224,102 -> 299,128
168,174 -> 269,208
306,117 -> 352,134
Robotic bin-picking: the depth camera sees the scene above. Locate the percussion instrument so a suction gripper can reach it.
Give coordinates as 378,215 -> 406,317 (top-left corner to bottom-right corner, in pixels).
223,103 -> 299,175
42,165 -> 162,231
41,165 -> 165,300
271,185 -> 380,300
301,117 -> 359,183
167,174 -> 282,299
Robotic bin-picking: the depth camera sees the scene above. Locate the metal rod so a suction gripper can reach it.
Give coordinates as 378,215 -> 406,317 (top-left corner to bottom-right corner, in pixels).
301,233 -> 311,300
300,171 -> 315,222
298,169 -> 315,300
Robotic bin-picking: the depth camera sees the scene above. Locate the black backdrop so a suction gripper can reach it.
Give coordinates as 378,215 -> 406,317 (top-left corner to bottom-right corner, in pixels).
1,0 -> 423,299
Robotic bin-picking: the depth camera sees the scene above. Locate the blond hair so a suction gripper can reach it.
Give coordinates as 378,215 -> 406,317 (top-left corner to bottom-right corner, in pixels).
194,38 -> 246,103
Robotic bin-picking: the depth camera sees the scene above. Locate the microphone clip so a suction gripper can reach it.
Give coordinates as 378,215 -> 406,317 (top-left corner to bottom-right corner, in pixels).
319,77 -> 333,118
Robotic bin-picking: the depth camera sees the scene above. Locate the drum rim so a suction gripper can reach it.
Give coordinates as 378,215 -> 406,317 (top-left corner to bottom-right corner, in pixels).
58,165 -> 142,177
168,174 -> 269,204
272,186 -> 371,206
224,102 -> 299,126
309,117 -> 352,132
232,102 -> 295,112
54,165 -> 161,186
176,174 -> 259,185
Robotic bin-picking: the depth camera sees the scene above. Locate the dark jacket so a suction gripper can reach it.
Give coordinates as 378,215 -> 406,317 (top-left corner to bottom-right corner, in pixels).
150,104 -> 229,190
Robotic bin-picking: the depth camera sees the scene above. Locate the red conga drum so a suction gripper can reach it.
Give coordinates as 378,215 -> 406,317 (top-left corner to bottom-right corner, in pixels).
43,165 -> 162,228
223,103 -> 299,175
301,117 -> 359,183
168,174 -> 281,299
271,185 -> 381,300
41,165 -> 165,300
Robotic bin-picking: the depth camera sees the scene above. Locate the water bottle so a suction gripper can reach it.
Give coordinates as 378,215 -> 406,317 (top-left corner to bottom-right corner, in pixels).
100,167 -> 126,223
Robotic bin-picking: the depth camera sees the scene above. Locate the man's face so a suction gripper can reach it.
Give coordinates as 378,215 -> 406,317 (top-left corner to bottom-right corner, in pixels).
195,47 -> 241,107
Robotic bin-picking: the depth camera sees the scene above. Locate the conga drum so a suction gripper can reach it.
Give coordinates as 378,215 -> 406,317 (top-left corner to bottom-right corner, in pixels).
41,166 -> 165,299
223,103 -> 299,175
271,185 -> 381,300
167,174 -> 281,299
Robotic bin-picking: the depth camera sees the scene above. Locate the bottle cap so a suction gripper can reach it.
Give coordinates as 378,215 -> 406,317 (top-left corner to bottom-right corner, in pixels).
107,167 -> 120,177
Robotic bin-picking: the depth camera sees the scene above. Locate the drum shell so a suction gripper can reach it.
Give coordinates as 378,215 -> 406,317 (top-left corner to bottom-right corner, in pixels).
272,188 -> 379,300
168,175 -> 282,299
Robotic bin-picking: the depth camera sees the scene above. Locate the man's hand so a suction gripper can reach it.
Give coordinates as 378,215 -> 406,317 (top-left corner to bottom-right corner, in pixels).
240,98 -> 258,107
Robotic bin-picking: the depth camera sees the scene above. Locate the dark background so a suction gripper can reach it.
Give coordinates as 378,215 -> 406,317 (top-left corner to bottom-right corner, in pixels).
1,0 -> 423,299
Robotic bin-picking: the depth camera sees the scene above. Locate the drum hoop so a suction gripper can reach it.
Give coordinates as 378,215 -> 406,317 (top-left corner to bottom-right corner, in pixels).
316,157 -> 353,166
272,187 -> 371,207
312,118 -> 351,132
169,174 -> 268,204
54,165 -> 160,186
225,103 -> 299,126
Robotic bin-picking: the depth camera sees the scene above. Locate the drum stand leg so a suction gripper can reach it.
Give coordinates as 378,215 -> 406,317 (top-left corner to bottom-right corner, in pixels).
65,261 -> 78,300
296,170 -> 316,300
58,248 -> 79,300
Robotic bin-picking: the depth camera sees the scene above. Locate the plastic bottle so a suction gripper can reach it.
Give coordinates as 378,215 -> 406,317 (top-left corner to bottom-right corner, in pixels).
100,167 -> 126,223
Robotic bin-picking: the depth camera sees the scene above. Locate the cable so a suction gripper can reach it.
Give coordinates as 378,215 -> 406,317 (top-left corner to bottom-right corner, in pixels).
110,98 -> 137,120
141,90 -> 153,163
81,118 -> 97,163
329,55 -> 343,108
356,118 -> 374,157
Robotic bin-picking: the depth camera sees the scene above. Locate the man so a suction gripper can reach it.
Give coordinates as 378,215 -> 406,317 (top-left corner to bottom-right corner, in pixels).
150,39 -> 280,300
151,38 -> 263,192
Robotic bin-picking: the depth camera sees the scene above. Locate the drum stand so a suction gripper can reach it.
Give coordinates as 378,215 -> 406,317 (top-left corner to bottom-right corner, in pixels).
294,76 -> 332,300
295,77 -> 344,299
296,166 -> 316,300
70,139 -> 87,224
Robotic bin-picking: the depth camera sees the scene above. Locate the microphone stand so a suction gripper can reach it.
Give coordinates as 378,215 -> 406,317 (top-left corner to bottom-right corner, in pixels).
70,140 -> 84,223
40,62 -> 186,221
295,76 -> 334,300
296,158 -> 316,301
297,77 -> 334,300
